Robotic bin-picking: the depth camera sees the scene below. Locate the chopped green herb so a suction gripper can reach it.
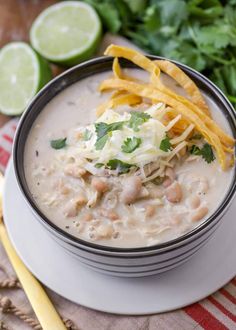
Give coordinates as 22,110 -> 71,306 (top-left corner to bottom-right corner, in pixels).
95,121 -> 125,138
106,159 -> 134,174
160,136 -> 172,152
190,133 -> 202,140
83,129 -> 93,141
95,163 -> 104,168
190,145 -> 201,155
121,137 -> 142,153
128,112 -> 151,132
190,143 -> 215,163
95,134 -> 109,150
84,0 -> 236,106
95,121 -> 125,150
50,138 -> 67,150
201,143 -> 215,163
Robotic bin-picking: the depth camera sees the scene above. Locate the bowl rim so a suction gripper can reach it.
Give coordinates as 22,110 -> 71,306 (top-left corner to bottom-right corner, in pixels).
13,54 -> 236,254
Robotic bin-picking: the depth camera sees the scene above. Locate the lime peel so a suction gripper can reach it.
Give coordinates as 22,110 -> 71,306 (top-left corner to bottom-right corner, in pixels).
30,1 -> 102,66
0,42 -> 52,115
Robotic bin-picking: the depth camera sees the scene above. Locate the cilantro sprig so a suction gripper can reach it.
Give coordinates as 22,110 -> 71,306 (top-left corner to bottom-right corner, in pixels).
121,137 -> 142,153
83,129 -> 93,141
95,121 -> 125,150
190,143 -> 215,163
50,138 -> 67,150
128,112 -> 151,132
95,163 -> 104,168
83,0 -> 236,105
160,136 -> 172,152
106,159 -> 134,174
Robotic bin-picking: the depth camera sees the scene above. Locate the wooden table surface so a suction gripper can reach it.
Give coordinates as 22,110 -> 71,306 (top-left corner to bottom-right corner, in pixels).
0,0 -> 57,127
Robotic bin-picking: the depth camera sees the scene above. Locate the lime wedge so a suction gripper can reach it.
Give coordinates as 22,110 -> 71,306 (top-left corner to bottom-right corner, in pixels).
30,1 -> 102,66
0,42 -> 52,116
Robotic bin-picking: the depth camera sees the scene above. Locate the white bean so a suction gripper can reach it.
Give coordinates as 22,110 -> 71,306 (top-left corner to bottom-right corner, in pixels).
82,213 -> 93,222
98,208 -> 119,220
191,206 -> 208,222
96,224 -> 113,238
145,205 -> 156,217
120,176 -> 142,204
162,178 -> 172,188
75,195 -> 87,206
64,164 -> 87,178
170,214 -> 183,225
91,177 -> 109,193
103,191 -> 118,209
188,176 -> 209,194
165,181 -> 182,203
187,195 -> 201,209
64,195 -> 87,218
147,183 -> 164,198
64,201 -> 78,218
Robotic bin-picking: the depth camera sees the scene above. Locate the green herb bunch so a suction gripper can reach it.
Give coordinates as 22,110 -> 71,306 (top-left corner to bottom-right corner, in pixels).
84,0 -> 236,105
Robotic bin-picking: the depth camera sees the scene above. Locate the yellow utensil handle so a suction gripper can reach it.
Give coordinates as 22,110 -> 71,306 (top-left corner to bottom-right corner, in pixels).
0,223 -> 66,330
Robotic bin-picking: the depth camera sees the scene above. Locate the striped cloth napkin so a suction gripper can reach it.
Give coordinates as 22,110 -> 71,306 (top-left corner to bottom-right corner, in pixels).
0,119 -> 236,330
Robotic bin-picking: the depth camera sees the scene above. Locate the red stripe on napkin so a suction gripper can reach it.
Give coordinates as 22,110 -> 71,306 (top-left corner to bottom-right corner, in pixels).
232,278 -> 236,286
0,146 -> 10,168
184,303 -> 228,329
208,296 -> 236,322
220,288 -> 236,305
3,134 -> 13,143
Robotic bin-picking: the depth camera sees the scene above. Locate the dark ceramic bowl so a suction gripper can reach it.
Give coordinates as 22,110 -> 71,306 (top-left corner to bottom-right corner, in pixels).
13,55 -> 236,277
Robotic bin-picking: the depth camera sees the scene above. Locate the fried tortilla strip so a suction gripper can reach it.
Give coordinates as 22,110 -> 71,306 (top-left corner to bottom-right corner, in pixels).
105,44 -> 160,77
151,73 -> 234,147
99,78 -> 229,169
111,90 -> 128,98
106,45 -> 210,118
96,93 -> 142,117
100,77 -> 234,147
107,45 -> 213,127
113,57 -> 122,78
223,145 -> 234,154
165,110 -> 189,132
154,60 -> 210,116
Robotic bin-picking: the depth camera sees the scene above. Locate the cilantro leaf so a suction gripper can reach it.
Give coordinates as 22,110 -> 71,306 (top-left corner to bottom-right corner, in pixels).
192,23 -> 234,50
201,143 -> 215,163
95,122 -> 125,138
95,121 -> 125,150
50,138 -> 67,150
121,137 -> 142,153
106,159 -> 134,174
95,135 -> 109,150
160,136 -> 172,152
95,122 -> 109,139
83,129 -> 93,141
190,145 -> 201,155
84,0 -> 121,33
95,163 -> 104,168
190,143 -> 215,163
128,112 -> 151,132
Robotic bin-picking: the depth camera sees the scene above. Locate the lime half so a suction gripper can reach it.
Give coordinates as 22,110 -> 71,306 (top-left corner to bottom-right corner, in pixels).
0,42 -> 52,116
30,1 -> 102,66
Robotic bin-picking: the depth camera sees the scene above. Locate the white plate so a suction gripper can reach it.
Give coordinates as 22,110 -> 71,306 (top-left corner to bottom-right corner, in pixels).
3,161 -> 236,315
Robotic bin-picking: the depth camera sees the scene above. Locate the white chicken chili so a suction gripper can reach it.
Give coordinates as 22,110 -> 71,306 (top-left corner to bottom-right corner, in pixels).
24,47 -> 235,248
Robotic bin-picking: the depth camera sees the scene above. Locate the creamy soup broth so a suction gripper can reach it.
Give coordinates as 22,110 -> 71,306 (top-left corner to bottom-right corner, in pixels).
24,69 -> 233,247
